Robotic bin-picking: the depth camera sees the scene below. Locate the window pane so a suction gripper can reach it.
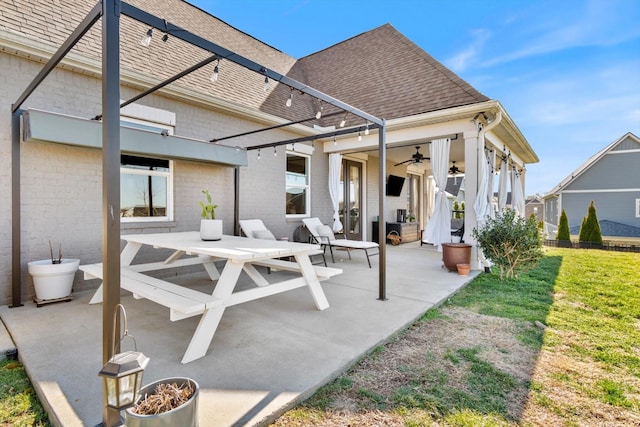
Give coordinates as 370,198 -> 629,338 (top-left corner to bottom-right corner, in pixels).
286,154 -> 307,185
121,174 -> 167,217
286,186 -> 307,215
121,155 -> 169,172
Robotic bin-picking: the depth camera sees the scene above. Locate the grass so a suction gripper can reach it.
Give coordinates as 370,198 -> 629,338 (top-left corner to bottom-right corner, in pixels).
273,247 -> 640,426
0,359 -> 50,426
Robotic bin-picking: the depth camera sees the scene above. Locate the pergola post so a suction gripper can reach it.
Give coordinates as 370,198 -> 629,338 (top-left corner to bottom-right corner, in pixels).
378,120 -> 387,301
101,0 -> 122,425
11,110 -> 22,308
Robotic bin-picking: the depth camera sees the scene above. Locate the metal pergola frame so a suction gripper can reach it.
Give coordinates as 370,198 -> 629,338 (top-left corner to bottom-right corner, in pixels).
10,1 -> 388,424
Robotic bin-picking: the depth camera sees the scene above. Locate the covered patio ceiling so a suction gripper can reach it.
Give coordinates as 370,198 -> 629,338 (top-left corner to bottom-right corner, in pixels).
10,2 -> 393,424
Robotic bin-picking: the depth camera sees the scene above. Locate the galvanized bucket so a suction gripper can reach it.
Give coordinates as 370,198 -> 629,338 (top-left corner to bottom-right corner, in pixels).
125,377 -> 199,427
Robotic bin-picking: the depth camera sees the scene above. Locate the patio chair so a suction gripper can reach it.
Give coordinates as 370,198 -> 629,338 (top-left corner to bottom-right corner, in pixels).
239,219 -> 326,266
420,220 -> 465,246
302,217 -> 379,268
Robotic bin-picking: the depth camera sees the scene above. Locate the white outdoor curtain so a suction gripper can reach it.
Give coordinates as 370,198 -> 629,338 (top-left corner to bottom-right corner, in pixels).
328,153 -> 344,232
473,147 -> 492,227
487,151 -> 496,219
511,168 -> 525,217
498,157 -> 508,212
422,138 -> 451,251
425,176 -> 436,222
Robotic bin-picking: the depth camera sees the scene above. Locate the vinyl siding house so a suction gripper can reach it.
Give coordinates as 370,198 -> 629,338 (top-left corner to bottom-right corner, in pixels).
543,132 -> 640,238
1,0 -> 538,305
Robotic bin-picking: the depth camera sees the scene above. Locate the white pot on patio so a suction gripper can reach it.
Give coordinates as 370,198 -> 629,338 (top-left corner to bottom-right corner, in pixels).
27,258 -> 79,301
200,219 -> 222,241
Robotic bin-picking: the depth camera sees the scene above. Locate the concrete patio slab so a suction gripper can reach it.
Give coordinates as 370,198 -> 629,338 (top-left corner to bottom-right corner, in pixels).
0,241 -> 478,426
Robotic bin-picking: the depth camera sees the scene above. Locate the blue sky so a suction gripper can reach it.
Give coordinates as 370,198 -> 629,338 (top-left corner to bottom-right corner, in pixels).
190,0 -> 640,196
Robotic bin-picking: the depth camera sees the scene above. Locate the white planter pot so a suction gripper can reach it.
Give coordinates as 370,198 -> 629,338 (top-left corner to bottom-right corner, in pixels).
200,219 -> 222,241
27,258 -> 80,301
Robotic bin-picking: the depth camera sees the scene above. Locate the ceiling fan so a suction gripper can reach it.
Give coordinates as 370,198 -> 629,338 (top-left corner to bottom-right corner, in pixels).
394,146 -> 429,166
449,161 -> 462,175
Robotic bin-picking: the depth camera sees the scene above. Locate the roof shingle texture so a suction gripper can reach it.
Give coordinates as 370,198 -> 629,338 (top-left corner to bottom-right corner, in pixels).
1,1 -> 489,122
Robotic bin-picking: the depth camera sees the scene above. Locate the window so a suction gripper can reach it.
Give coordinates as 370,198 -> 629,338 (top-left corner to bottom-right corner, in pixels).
286,152 -> 310,217
120,155 -> 173,221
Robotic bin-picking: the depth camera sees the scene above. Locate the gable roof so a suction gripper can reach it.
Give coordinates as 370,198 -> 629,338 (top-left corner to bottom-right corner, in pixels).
289,24 -> 490,121
545,132 -> 640,197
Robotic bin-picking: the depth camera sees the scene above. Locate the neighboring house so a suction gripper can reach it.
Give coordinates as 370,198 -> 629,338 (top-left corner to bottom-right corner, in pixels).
1,0 -> 538,305
525,195 -> 544,223
543,132 -> 640,238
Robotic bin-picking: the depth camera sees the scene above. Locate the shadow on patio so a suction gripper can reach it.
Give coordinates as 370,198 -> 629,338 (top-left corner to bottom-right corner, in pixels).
0,241 -> 476,426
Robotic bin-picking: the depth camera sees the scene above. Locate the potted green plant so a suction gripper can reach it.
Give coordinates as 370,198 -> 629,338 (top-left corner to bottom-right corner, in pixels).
125,377 -> 199,427
27,241 -> 79,302
199,189 -> 222,241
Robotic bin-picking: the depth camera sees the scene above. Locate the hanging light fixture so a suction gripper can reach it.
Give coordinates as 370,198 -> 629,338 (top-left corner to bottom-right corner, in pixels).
333,135 -> 337,146
140,28 -> 153,47
285,88 -> 293,107
364,122 -> 370,136
358,130 -> 362,142
257,149 -> 261,160
210,59 -> 220,82
315,101 -> 323,119
264,75 -> 270,91
98,304 -> 149,412
273,146 -> 277,157
162,33 -> 169,43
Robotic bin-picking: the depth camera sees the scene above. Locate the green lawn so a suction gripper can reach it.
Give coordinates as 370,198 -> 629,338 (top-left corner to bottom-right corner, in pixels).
274,247 -> 640,426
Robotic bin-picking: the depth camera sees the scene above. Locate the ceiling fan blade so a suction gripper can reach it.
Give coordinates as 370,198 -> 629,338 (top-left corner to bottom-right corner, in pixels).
393,159 -> 413,166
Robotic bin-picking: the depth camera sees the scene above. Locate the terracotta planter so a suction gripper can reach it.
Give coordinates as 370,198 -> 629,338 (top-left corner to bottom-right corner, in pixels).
456,263 -> 471,276
441,243 -> 471,272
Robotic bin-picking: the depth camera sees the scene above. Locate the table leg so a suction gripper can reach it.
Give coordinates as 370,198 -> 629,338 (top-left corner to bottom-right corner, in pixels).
181,260 -> 243,363
295,254 -> 330,310
88,241 -> 142,304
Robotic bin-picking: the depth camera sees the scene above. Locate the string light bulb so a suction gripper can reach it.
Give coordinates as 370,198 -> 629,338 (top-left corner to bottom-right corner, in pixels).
333,135 -> 337,146
364,123 -> 370,136
162,33 -> 169,43
140,28 -> 153,47
273,146 -> 277,157
264,75 -> 270,92
285,89 -> 293,107
358,130 -> 362,142
339,113 -> 347,128
257,149 -> 261,160
210,60 -> 219,82
315,101 -> 323,119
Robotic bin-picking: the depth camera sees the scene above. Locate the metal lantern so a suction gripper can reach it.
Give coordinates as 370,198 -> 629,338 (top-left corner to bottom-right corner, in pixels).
99,350 -> 149,409
99,304 -> 150,410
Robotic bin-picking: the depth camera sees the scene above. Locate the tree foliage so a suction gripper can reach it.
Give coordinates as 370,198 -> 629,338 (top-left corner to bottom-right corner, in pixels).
472,208 -> 544,280
557,209 -> 571,241
578,200 -> 603,245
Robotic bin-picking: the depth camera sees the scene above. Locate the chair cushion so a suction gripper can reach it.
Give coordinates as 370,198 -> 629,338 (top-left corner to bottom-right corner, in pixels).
253,229 -> 276,240
317,224 -> 335,241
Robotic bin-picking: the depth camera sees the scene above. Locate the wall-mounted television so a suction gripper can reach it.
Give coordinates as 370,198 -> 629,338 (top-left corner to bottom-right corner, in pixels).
386,174 -> 405,197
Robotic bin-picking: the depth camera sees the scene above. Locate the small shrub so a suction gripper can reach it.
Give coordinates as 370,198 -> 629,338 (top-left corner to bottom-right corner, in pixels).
472,208 -> 543,280
578,201 -> 603,245
557,209 -> 571,241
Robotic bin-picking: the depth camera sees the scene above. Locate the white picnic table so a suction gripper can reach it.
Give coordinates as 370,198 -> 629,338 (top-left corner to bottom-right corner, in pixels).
80,231 -> 341,363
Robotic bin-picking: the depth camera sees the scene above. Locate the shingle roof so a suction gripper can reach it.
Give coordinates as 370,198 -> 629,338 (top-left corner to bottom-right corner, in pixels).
289,24 -> 490,121
1,2 -> 490,123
